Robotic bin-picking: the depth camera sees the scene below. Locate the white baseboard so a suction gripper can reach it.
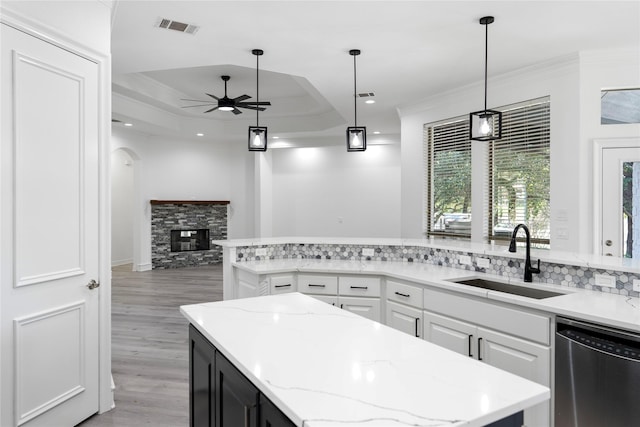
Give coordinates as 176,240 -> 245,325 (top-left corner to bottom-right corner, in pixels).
135,263 -> 152,272
111,258 -> 133,267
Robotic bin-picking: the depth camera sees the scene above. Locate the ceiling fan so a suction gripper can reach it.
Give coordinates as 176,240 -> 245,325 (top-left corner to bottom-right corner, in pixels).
181,75 -> 271,115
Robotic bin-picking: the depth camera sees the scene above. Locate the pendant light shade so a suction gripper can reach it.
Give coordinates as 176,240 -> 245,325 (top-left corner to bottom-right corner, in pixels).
249,49 -> 268,151
470,16 -> 502,141
347,49 -> 366,152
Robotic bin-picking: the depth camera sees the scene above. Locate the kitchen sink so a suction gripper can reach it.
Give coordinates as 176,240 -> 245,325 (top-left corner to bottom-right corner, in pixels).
449,278 -> 565,299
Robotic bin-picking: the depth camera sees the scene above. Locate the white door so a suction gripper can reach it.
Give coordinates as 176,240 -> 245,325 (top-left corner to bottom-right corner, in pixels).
1,24 -> 100,426
600,144 -> 640,257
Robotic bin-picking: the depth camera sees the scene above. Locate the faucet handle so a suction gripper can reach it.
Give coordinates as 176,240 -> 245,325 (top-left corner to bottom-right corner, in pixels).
531,259 -> 541,274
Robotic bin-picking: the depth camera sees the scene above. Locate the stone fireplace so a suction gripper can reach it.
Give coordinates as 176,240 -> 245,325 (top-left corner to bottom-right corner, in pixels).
150,200 -> 228,269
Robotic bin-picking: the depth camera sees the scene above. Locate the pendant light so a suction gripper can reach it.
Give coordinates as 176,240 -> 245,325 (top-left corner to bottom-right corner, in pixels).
470,16 -> 502,141
248,49 -> 267,151
346,49 -> 366,152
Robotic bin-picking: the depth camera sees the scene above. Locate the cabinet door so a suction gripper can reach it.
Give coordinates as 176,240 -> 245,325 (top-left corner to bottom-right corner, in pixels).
215,352 -> 260,427
190,325 -> 216,427
310,294 -> 339,306
423,311 -> 476,357
237,269 -> 260,299
259,395 -> 296,427
386,301 -> 423,338
478,327 -> 551,427
339,296 -> 381,322
269,274 -> 296,295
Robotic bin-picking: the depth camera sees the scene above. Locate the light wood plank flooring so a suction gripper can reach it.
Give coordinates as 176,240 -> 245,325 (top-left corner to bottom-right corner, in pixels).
78,264 -> 223,427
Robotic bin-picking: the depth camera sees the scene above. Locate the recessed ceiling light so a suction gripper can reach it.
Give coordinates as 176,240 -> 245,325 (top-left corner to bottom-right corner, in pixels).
365,99 -> 376,104
373,131 -> 381,134
272,136 -> 279,139
196,133 -> 204,137
124,123 -> 133,127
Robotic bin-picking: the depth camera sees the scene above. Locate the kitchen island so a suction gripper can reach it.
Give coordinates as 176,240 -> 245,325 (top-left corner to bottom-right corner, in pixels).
181,292 -> 549,427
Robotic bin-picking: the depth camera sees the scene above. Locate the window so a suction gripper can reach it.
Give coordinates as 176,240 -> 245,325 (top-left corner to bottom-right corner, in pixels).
424,118 -> 471,238
489,98 -> 550,245
424,97 -> 550,245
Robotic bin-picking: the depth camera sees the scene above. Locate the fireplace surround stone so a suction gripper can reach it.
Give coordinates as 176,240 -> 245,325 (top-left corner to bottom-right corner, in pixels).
150,200 -> 228,269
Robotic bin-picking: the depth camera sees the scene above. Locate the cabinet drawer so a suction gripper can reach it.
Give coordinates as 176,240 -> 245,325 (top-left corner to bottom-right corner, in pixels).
386,280 -> 424,308
269,274 -> 296,294
339,276 -> 381,297
423,288 -> 551,345
297,274 -> 338,295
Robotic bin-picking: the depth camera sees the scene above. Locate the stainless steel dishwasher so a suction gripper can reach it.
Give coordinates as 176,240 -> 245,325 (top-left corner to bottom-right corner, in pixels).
555,317 -> 640,426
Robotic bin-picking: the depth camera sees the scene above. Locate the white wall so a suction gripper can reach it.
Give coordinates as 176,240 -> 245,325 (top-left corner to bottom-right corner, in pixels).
271,144 -> 401,237
111,127 -> 255,270
111,149 -> 134,266
399,49 -> 640,253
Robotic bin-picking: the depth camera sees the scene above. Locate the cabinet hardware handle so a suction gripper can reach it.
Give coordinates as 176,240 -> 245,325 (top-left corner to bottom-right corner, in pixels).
395,291 -> 410,298
350,286 -> 368,290
477,337 -> 483,361
274,284 -> 291,288
468,335 -> 473,357
308,284 -> 325,288
244,406 -> 250,427
415,318 -> 420,337
340,304 -> 344,309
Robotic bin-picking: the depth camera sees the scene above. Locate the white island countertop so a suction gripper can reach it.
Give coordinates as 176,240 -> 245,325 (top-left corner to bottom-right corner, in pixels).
181,293 -> 549,427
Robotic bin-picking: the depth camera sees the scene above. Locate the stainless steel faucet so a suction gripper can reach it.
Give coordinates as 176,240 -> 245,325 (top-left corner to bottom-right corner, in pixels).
508,224 -> 541,282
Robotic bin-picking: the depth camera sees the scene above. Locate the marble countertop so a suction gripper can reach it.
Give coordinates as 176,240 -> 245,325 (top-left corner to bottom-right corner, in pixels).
232,259 -> 640,334
212,236 -> 640,275
181,293 -> 549,427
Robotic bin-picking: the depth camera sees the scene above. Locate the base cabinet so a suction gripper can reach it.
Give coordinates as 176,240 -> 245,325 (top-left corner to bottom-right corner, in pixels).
190,325 -> 296,427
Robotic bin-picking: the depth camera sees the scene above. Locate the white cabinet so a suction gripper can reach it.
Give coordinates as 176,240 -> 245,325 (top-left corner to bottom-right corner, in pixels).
423,291 -> 552,427
386,280 -> 424,337
387,301 -> 422,338
269,274 -> 297,295
297,274 -> 382,322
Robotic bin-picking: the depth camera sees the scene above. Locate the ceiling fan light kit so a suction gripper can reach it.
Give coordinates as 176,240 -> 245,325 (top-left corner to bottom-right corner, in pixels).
470,15 -> 502,141
248,49 -> 268,151
347,49 -> 366,152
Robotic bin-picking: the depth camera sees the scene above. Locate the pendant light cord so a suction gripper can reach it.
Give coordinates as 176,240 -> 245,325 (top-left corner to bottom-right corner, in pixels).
353,52 -> 358,127
256,52 -> 260,127
484,21 -> 488,112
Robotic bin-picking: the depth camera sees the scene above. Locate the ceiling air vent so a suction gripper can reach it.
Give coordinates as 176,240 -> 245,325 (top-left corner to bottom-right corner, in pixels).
155,17 -> 199,35
358,92 -> 375,98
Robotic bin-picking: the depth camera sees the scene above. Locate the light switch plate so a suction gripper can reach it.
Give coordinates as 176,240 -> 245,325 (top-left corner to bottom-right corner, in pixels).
459,255 -> 472,266
477,258 -> 491,269
255,248 -> 267,256
362,248 -> 374,257
633,280 -> 640,292
594,274 -> 616,288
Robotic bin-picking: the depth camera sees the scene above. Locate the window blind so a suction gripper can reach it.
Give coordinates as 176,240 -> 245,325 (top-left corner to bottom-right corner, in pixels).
424,118 -> 471,238
489,97 -> 550,245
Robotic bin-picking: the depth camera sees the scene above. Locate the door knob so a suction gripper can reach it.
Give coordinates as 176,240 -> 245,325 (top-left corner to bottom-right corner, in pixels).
87,280 -> 100,290
605,240 -> 612,246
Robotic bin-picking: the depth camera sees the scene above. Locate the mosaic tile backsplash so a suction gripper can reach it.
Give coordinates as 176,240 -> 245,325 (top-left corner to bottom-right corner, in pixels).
234,243 -> 640,297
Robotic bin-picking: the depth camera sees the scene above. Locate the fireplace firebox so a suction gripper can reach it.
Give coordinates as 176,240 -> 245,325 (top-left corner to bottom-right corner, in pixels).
170,229 -> 210,252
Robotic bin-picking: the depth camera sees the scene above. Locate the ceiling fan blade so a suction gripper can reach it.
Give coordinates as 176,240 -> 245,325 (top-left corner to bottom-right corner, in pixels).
181,98 -> 212,102
238,105 -> 267,111
181,103 -> 216,108
238,101 -> 271,106
205,93 -> 220,100
231,108 -> 243,115
232,94 -> 251,102
204,106 -> 220,113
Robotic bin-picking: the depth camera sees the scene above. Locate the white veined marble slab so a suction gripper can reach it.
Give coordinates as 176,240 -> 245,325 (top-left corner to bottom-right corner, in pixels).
181,293 -> 549,427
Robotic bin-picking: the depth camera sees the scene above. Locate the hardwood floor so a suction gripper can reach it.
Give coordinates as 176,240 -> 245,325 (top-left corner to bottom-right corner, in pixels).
78,263 -> 223,427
